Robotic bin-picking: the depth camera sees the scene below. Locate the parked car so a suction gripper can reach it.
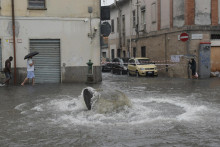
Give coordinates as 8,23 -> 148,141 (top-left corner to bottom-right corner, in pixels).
121,57 -> 130,66
127,58 -> 158,76
101,58 -> 112,72
111,58 -> 128,75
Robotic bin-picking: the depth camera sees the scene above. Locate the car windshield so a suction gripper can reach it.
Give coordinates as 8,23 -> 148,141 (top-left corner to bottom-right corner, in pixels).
119,59 -> 124,65
122,58 -> 129,66
137,59 -> 150,65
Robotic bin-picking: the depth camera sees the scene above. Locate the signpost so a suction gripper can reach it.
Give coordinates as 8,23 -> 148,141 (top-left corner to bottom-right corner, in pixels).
180,32 -> 189,42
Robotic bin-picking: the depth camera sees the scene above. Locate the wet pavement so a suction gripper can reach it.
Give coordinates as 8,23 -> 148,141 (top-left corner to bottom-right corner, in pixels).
0,73 -> 220,147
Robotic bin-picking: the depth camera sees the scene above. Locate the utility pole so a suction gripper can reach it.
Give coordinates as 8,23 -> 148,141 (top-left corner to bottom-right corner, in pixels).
11,0 -> 17,84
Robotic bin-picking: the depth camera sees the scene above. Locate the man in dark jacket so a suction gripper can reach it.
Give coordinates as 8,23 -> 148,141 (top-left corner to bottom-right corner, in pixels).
2,56 -> 13,85
189,58 -> 197,79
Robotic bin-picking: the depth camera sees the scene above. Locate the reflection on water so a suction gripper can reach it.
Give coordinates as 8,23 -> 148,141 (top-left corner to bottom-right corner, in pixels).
0,73 -> 220,147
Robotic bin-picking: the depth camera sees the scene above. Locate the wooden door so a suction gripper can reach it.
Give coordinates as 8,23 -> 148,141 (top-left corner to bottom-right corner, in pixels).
211,46 -> 220,72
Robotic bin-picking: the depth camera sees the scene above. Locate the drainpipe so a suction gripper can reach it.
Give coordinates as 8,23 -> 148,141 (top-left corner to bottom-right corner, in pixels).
115,1 -> 122,50
129,0 -> 132,58
135,0 -> 139,56
11,0 -> 17,84
136,0 -> 139,38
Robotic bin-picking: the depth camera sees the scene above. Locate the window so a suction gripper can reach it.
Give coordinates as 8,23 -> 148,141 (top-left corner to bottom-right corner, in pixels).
123,51 -> 126,58
211,34 -> 220,39
141,6 -> 146,26
111,49 -> 115,59
128,59 -> 135,64
137,59 -> 150,65
111,19 -> 115,33
133,47 -> 136,58
102,52 -> 106,58
28,0 -> 46,9
151,3 -> 156,23
141,46 -> 146,57
117,49 -> 121,58
133,10 -> 136,28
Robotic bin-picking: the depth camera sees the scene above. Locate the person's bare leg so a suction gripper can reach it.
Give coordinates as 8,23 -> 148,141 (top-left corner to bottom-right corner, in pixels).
32,78 -> 35,86
21,78 -> 28,86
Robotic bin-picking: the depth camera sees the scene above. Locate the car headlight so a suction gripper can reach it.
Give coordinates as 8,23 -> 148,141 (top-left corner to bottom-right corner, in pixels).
139,68 -> 145,70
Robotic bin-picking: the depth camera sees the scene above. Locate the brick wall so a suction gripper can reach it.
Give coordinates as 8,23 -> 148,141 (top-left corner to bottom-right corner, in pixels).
185,0 -> 195,25
170,0 -> 173,28
211,0 -> 218,26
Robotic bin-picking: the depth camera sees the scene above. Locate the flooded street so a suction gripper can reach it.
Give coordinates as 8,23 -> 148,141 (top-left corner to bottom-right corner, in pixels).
1,73 -> 220,147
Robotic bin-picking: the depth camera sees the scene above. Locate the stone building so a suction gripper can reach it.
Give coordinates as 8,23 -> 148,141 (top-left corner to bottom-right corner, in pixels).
109,0 -> 220,78
0,0 -> 102,83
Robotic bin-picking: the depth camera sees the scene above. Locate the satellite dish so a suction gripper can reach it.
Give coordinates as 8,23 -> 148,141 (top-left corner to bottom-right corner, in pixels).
101,22 -> 111,37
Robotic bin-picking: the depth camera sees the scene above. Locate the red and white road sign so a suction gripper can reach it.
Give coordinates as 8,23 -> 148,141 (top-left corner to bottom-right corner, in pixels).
180,33 -> 189,42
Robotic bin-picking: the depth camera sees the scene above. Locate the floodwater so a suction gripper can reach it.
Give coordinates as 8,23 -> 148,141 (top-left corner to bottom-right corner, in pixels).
0,73 -> 220,147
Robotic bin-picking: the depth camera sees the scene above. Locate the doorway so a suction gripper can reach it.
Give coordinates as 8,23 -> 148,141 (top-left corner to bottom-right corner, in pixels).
30,39 -> 61,83
211,46 -> 220,72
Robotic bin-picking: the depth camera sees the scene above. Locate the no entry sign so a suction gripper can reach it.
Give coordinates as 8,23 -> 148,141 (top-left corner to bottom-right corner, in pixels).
180,33 -> 189,42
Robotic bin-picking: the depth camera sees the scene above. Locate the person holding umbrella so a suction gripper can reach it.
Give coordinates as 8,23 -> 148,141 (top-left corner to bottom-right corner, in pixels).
21,56 -> 35,86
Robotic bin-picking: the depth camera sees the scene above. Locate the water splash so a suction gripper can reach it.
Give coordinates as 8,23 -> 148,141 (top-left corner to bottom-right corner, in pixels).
83,87 -> 132,113
14,91 -> 210,128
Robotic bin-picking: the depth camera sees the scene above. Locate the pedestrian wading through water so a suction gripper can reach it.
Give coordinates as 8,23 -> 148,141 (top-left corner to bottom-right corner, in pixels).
189,58 -> 198,79
1,56 -> 13,86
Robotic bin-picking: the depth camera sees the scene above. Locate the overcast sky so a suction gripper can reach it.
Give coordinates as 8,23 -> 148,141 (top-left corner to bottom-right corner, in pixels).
101,0 -> 114,6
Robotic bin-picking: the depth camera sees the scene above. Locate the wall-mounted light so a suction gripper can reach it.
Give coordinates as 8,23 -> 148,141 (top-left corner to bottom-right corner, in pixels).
88,6 -> 97,39
88,7 -> 93,13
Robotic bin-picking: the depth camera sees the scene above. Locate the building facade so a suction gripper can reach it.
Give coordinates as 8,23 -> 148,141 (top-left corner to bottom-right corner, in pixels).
0,0 -> 102,83
109,0 -> 220,78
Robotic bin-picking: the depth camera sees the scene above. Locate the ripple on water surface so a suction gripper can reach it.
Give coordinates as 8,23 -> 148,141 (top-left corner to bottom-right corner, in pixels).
14,92 -> 211,128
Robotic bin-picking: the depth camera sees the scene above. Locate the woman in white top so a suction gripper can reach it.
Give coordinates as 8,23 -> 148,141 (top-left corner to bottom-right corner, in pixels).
21,56 -> 35,86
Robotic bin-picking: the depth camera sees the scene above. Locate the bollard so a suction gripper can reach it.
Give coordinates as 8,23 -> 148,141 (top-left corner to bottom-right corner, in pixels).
86,60 -> 95,84
87,59 -> 93,74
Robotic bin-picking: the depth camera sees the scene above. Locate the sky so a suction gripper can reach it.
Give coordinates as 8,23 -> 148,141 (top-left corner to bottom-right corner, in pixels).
101,0 -> 114,6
